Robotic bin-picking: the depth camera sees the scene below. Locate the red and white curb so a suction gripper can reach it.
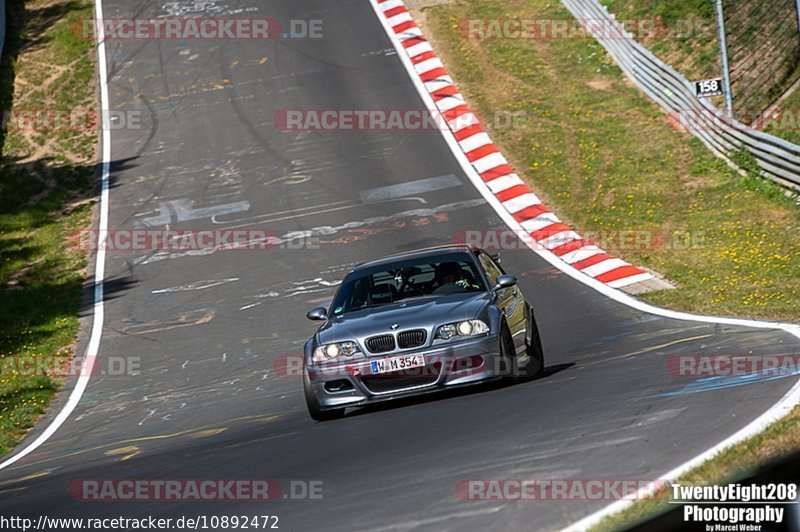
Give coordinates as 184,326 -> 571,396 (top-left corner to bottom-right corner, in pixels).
376,0 -> 670,293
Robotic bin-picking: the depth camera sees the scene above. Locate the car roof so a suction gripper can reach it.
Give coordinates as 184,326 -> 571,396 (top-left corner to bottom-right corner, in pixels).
350,244 -> 478,272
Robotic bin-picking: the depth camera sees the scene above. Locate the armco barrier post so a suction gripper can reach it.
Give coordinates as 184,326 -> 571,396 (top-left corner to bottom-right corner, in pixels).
714,0 -> 734,119
796,0 -> 800,36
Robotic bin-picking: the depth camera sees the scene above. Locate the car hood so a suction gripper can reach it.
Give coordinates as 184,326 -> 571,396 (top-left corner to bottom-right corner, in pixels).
316,292 -> 493,344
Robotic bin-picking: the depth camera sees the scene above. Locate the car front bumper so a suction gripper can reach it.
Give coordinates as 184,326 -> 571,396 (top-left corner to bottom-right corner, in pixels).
306,334 -> 502,410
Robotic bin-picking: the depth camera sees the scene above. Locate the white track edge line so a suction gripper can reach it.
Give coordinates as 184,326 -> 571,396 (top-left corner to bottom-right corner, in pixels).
0,0 -> 110,471
366,1 -> 800,530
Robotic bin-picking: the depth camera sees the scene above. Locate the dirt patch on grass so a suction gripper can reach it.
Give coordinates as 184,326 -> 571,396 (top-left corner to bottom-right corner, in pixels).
586,79 -> 613,92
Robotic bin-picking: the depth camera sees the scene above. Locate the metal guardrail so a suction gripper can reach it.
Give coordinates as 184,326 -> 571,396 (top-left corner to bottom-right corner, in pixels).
560,0 -> 800,192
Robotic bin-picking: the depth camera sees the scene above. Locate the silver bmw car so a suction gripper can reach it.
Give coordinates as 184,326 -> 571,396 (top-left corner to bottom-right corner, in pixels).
302,245 -> 545,421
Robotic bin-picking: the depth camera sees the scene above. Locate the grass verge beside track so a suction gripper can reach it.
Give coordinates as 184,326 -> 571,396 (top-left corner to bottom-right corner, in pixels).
0,0 -> 96,456
765,85 -> 800,146
601,0 -> 719,82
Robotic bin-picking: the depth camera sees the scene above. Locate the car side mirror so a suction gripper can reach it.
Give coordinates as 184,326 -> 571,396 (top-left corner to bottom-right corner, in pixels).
306,307 -> 328,321
494,274 -> 517,291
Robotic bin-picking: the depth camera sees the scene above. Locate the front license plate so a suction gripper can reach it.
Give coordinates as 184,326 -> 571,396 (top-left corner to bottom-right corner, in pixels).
370,354 -> 425,374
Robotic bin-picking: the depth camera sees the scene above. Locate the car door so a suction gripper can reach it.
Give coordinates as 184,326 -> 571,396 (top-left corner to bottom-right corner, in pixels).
476,251 -> 527,356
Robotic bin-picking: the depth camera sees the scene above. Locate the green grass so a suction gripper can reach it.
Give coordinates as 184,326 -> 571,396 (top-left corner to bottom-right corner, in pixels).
601,0 -> 719,82
606,0 -> 715,21
0,0 -> 96,456
764,80 -> 800,145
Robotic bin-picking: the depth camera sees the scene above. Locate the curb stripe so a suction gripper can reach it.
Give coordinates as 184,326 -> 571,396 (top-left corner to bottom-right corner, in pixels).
595,264 -> 647,283
442,104 -> 471,121
512,204 -> 550,222
582,258 -> 629,278
520,213 -> 560,232
530,223 -> 570,240
465,144 -> 500,162
406,42 -> 434,58
473,153 -> 508,173
453,123 -> 484,140
392,20 -> 416,33
552,239 -> 587,257
410,50 -> 437,64
486,174 -> 524,193
419,67 -> 448,81
494,184 -> 531,203
571,252 -> 610,270
383,6 -> 406,18
387,13 -> 413,27
438,95 -> 469,113
480,164 -> 516,181
502,193 -> 540,214
458,132 -> 492,152
607,272 -> 654,289
562,247 -> 604,265
431,85 -> 459,99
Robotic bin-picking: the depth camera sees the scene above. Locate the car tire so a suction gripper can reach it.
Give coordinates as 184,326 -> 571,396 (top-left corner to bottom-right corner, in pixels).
499,323 -> 519,383
523,312 -> 545,379
303,368 -> 345,422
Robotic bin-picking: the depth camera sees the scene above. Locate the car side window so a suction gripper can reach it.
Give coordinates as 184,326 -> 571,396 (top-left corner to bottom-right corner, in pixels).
477,252 -> 503,286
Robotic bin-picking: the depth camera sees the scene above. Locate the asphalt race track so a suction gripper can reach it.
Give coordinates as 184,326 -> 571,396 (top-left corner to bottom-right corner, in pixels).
1,0 -> 799,530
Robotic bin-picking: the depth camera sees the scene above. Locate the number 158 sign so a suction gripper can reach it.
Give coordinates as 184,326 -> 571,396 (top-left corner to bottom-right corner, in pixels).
695,78 -> 724,98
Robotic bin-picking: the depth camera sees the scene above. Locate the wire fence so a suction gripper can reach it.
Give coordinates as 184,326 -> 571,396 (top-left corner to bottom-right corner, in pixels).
723,0 -> 800,121
560,0 -> 800,191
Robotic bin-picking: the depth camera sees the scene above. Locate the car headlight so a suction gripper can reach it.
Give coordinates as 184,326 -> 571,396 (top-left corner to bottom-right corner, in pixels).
436,319 -> 489,340
312,341 -> 360,363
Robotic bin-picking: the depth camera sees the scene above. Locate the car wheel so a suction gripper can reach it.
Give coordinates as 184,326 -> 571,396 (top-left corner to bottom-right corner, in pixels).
303,368 -> 345,422
499,323 -> 519,383
523,313 -> 545,379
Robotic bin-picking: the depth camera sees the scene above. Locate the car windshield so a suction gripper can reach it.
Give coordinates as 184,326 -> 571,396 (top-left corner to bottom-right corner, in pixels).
330,253 -> 486,316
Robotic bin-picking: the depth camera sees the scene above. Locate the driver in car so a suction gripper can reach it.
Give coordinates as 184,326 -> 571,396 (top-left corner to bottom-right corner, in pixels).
433,262 -> 478,294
